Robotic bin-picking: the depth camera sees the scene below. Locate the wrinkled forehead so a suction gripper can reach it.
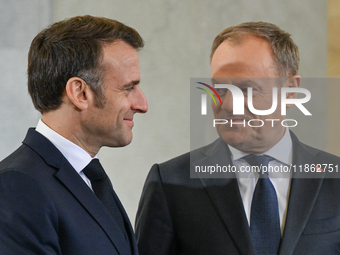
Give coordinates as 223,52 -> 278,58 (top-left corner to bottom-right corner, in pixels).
211,77 -> 285,88
211,35 -> 278,79
211,62 -> 270,78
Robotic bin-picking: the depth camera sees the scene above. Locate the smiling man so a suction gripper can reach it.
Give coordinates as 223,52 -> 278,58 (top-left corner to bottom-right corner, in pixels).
136,22 -> 340,255
0,16 -> 147,254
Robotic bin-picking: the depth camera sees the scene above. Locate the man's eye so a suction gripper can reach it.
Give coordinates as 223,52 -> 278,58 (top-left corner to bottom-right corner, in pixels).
215,88 -> 227,96
126,86 -> 134,92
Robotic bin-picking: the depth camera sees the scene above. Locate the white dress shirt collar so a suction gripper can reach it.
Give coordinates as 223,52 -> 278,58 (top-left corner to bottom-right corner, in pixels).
228,128 -> 293,231
35,119 -> 95,174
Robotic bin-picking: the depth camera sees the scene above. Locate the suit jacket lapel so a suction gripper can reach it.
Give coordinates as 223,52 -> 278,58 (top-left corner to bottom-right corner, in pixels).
24,129 -> 133,255
110,184 -> 139,255
55,161 -> 132,255
196,139 -> 256,255
278,132 -> 325,255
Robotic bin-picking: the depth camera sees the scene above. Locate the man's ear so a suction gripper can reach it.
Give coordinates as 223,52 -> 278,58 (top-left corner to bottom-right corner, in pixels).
65,77 -> 93,110
284,75 -> 301,109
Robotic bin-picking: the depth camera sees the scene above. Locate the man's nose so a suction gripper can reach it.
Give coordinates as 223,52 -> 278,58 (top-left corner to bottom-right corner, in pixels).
220,90 -> 234,113
132,86 -> 148,113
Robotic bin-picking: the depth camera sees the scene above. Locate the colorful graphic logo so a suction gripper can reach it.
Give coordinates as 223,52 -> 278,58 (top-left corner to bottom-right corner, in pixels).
196,82 -> 222,106
196,82 -> 222,115
196,82 -> 311,117
195,81 -> 312,128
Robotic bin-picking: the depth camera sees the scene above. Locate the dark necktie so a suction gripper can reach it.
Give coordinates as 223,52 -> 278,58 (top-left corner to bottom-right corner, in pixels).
83,159 -> 127,237
242,154 -> 281,255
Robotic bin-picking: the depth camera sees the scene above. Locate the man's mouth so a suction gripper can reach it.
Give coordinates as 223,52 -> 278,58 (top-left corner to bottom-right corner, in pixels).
123,118 -> 134,126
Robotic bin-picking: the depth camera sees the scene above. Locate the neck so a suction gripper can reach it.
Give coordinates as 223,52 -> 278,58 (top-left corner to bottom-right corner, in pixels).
41,110 -> 100,157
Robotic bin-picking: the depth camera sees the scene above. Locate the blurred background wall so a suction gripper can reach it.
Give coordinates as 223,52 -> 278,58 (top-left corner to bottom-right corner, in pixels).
0,0 -> 338,224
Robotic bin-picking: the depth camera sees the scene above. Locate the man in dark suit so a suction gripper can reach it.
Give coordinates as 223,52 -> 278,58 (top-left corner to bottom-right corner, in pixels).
136,22 -> 340,255
0,15 -> 148,254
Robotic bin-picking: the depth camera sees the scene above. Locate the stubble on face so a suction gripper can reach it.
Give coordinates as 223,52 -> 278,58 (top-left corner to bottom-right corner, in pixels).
80,41 -> 146,154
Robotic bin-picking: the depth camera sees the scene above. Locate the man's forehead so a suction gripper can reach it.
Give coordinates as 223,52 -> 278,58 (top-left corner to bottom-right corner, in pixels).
211,50 -> 278,79
211,76 -> 282,88
211,62 -> 264,78
211,35 -> 278,78
102,41 -> 139,63
101,41 -> 140,79
212,76 -> 259,85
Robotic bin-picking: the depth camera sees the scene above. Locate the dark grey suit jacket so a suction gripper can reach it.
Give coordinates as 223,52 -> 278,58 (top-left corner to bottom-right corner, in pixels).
0,128 -> 138,255
136,132 -> 340,255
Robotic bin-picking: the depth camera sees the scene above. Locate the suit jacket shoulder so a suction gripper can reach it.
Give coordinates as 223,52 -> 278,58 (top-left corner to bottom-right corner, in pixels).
0,128 -> 135,255
136,139 -> 248,255
157,138 -> 230,181
137,133 -> 340,255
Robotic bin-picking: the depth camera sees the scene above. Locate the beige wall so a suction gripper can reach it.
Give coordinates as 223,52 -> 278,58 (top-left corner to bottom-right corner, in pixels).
0,0 -> 49,159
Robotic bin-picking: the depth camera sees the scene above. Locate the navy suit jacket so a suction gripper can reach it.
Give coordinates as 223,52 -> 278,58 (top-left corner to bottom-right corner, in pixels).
136,132 -> 340,255
0,128 -> 138,255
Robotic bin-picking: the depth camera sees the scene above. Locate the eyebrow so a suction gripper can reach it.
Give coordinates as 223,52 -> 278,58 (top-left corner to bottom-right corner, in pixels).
122,80 -> 140,88
235,79 -> 259,87
211,78 -> 232,85
210,78 -> 258,87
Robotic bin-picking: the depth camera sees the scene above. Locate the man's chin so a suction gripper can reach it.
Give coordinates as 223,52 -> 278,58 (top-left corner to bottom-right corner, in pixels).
119,137 -> 133,147
218,131 -> 250,150
220,136 -> 244,149
105,133 -> 133,148
221,136 -> 270,154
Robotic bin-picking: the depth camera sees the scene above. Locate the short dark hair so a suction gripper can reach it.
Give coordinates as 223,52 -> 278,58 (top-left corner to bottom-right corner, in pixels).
28,15 -> 144,113
211,21 -> 299,77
